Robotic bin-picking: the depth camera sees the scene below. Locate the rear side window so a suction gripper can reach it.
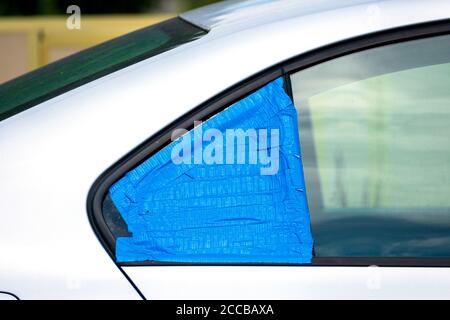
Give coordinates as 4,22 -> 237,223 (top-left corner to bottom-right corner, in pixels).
103,78 -> 314,264
291,34 -> 450,257
0,18 -> 206,121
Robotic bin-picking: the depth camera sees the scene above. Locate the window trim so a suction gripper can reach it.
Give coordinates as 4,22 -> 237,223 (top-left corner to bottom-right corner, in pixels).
87,18 -> 450,267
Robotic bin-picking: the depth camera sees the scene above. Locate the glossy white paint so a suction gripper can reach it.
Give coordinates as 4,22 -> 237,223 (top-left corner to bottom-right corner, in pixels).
0,293 -> 18,300
123,266 -> 450,300
0,0 -> 449,299
182,0 -> 386,34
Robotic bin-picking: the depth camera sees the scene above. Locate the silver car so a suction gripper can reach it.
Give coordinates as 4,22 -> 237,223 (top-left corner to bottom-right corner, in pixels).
1,0 -> 450,299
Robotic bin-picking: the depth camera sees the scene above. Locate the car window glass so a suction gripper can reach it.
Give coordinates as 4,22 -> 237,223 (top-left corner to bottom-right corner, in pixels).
291,34 -> 450,257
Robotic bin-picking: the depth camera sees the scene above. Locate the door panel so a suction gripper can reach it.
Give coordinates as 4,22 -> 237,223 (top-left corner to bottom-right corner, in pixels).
92,28 -> 450,299
123,266 -> 450,299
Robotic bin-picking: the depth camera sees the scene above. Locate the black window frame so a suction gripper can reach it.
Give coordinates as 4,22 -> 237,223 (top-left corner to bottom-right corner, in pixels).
88,18 -> 450,268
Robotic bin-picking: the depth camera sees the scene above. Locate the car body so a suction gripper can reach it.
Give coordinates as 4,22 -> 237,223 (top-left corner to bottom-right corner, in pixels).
0,0 -> 450,299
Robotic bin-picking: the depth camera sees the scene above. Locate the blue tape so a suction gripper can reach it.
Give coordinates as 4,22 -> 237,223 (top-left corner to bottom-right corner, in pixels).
109,77 -> 313,263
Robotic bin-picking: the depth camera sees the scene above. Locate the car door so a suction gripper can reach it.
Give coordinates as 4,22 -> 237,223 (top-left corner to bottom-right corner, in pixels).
89,20 -> 450,299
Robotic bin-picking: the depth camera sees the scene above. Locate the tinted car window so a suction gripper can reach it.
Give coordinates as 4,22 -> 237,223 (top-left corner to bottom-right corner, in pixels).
291,34 -> 450,257
0,18 -> 206,121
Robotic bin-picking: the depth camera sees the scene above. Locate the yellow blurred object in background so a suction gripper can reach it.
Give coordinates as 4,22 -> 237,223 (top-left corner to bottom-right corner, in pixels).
0,14 -> 172,83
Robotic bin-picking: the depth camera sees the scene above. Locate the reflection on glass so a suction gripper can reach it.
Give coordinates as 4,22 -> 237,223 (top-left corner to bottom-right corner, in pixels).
291,34 -> 450,257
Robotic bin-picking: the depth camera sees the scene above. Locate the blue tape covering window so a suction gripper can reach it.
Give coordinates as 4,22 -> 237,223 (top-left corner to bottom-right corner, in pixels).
109,77 -> 313,263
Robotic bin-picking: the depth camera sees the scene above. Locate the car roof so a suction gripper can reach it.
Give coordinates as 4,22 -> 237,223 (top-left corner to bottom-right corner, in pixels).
181,0 -> 385,32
